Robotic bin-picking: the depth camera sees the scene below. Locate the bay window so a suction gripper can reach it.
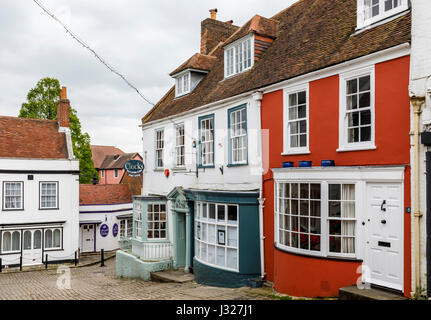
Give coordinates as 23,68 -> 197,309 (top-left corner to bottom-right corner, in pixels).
195,202 -> 239,271
276,181 -> 357,258
147,203 -> 167,239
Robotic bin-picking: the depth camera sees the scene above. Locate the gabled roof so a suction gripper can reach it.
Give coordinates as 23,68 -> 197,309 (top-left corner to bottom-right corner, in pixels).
79,184 -> 132,205
142,0 -> 411,125
90,145 -> 125,169
0,116 -> 68,159
100,152 -> 142,170
223,14 -> 279,47
169,53 -> 217,77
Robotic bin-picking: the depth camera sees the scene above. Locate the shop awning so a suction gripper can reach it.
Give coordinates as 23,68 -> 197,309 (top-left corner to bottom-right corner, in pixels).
79,220 -> 102,225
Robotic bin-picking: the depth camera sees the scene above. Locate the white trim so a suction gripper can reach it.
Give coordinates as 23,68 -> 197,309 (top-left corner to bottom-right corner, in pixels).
142,43 -> 410,129
224,34 -> 255,79
154,128 -> 165,169
338,66 -> 376,151
356,0 -> 410,30
283,83 -> 310,154
175,72 -> 192,98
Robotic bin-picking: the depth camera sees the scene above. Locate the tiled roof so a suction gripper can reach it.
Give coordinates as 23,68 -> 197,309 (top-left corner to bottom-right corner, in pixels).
79,184 -> 132,205
143,0 -> 411,124
120,173 -> 143,196
90,145 -> 125,169
169,53 -> 217,76
100,153 -> 142,170
0,116 -> 68,159
223,14 -> 279,47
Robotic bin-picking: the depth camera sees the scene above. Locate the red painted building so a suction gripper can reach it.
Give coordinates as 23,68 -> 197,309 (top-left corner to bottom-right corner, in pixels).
257,0 -> 412,298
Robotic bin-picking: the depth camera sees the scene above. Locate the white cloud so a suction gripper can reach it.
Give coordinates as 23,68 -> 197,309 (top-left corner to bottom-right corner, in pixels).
0,0 -> 298,153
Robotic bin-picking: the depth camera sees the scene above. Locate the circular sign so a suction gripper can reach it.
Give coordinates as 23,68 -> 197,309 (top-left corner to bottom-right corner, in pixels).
124,160 -> 144,177
100,224 -> 109,237
113,223 -> 118,237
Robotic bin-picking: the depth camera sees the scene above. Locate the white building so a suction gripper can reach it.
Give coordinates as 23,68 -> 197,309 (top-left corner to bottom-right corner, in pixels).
409,0 -> 431,298
0,87 -> 79,267
79,184 -> 133,253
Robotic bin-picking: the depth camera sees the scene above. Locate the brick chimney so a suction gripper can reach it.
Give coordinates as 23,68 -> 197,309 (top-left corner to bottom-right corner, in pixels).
57,86 -> 70,128
200,9 -> 239,55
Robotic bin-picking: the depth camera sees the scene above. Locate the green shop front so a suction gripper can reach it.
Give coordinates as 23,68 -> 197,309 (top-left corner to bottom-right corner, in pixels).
169,187 -> 262,288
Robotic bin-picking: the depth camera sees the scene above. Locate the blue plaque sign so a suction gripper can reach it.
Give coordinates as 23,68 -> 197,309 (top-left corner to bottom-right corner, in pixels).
100,224 -> 109,237
113,223 -> 118,237
124,160 -> 144,177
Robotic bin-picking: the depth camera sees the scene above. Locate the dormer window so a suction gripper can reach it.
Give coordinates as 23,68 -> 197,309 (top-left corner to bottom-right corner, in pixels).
175,72 -> 191,97
357,0 -> 409,29
224,35 -> 254,78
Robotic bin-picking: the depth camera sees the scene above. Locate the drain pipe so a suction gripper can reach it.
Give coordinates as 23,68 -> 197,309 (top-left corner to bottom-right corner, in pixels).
253,91 -> 266,280
411,96 -> 425,295
426,151 -> 431,298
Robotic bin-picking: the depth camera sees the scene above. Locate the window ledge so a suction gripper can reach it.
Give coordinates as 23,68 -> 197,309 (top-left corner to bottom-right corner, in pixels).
337,145 -> 376,153
198,165 -> 215,169
274,243 -> 362,262
281,150 -> 311,156
153,168 -> 165,172
172,167 -> 187,172
226,162 -> 248,168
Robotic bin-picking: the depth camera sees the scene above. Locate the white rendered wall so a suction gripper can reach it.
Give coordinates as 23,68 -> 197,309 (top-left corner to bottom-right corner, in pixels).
79,203 -> 133,252
0,158 -> 79,264
409,0 -> 431,293
141,94 -> 263,197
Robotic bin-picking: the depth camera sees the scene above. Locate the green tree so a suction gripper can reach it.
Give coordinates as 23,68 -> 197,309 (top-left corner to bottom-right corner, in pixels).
19,77 -> 98,184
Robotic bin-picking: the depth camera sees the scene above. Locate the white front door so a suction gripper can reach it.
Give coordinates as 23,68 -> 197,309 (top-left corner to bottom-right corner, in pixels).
22,229 -> 43,266
82,225 -> 95,253
364,183 -> 404,291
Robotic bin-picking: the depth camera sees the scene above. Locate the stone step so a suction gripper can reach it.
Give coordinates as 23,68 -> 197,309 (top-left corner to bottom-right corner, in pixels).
339,285 -> 407,300
150,269 -> 195,283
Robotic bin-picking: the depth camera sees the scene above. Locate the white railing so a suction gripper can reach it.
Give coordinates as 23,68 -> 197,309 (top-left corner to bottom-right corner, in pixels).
141,242 -> 173,261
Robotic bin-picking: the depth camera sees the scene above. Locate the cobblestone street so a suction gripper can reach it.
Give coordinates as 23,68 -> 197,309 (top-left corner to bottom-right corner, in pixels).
0,257 -> 275,300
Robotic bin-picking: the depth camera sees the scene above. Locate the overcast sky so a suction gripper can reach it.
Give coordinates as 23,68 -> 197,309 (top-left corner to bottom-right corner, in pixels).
0,0 -> 298,153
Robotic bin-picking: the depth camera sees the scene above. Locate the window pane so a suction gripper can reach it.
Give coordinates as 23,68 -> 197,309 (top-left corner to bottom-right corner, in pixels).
228,206 -> 237,223
34,230 -> 42,249
24,231 -> 31,250
12,231 -> 20,251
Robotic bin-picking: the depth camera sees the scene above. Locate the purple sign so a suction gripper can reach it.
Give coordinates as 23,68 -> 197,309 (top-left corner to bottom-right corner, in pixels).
100,224 -> 109,237
113,223 -> 118,237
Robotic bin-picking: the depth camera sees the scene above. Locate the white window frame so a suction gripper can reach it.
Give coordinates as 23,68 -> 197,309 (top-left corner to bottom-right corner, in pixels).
175,123 -> 185,168
39,182 -> 59,210
2,181 -> 24,211
44,228 -> 62,250
195,202 -> 239,272
357,0 -> 409,29
135,202 -> 142,240
272,166 -> 405,260
283,83 -> 310,155
338,66 -> 376,152
199,115 -> 215,167
175,71 -> 191,97
101,170 -> 104,178
229,106 -> 248,165
275,180 -> 359,259
2,230 -> 21,253
155,128 -> 164,169
224,34 -> 254,78
146,203 -> 167,240
120,218 -> 133,238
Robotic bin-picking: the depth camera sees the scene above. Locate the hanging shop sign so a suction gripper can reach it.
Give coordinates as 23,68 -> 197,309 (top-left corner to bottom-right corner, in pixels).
124,160 -> 144,177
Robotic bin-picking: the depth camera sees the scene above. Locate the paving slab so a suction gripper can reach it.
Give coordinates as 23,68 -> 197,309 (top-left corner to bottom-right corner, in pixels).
151,269 -> 195,283
339,285 -> 407,300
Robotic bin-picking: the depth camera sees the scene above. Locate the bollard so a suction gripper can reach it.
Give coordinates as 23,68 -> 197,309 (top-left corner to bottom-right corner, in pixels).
0,258 -> 2,273
101,249 -> 105,267
20,256 -> 22,271
74,251 -> 78,266
45,254 -> 48,269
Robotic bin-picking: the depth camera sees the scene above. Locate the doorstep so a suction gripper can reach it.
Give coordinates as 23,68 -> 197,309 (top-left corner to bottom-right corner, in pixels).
339,285 -> 407,300
151,268 -> 195,283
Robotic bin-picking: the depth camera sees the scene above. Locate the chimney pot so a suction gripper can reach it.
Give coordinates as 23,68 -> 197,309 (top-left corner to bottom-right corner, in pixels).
60,86 -> 67,99
209,8 -> 218,20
